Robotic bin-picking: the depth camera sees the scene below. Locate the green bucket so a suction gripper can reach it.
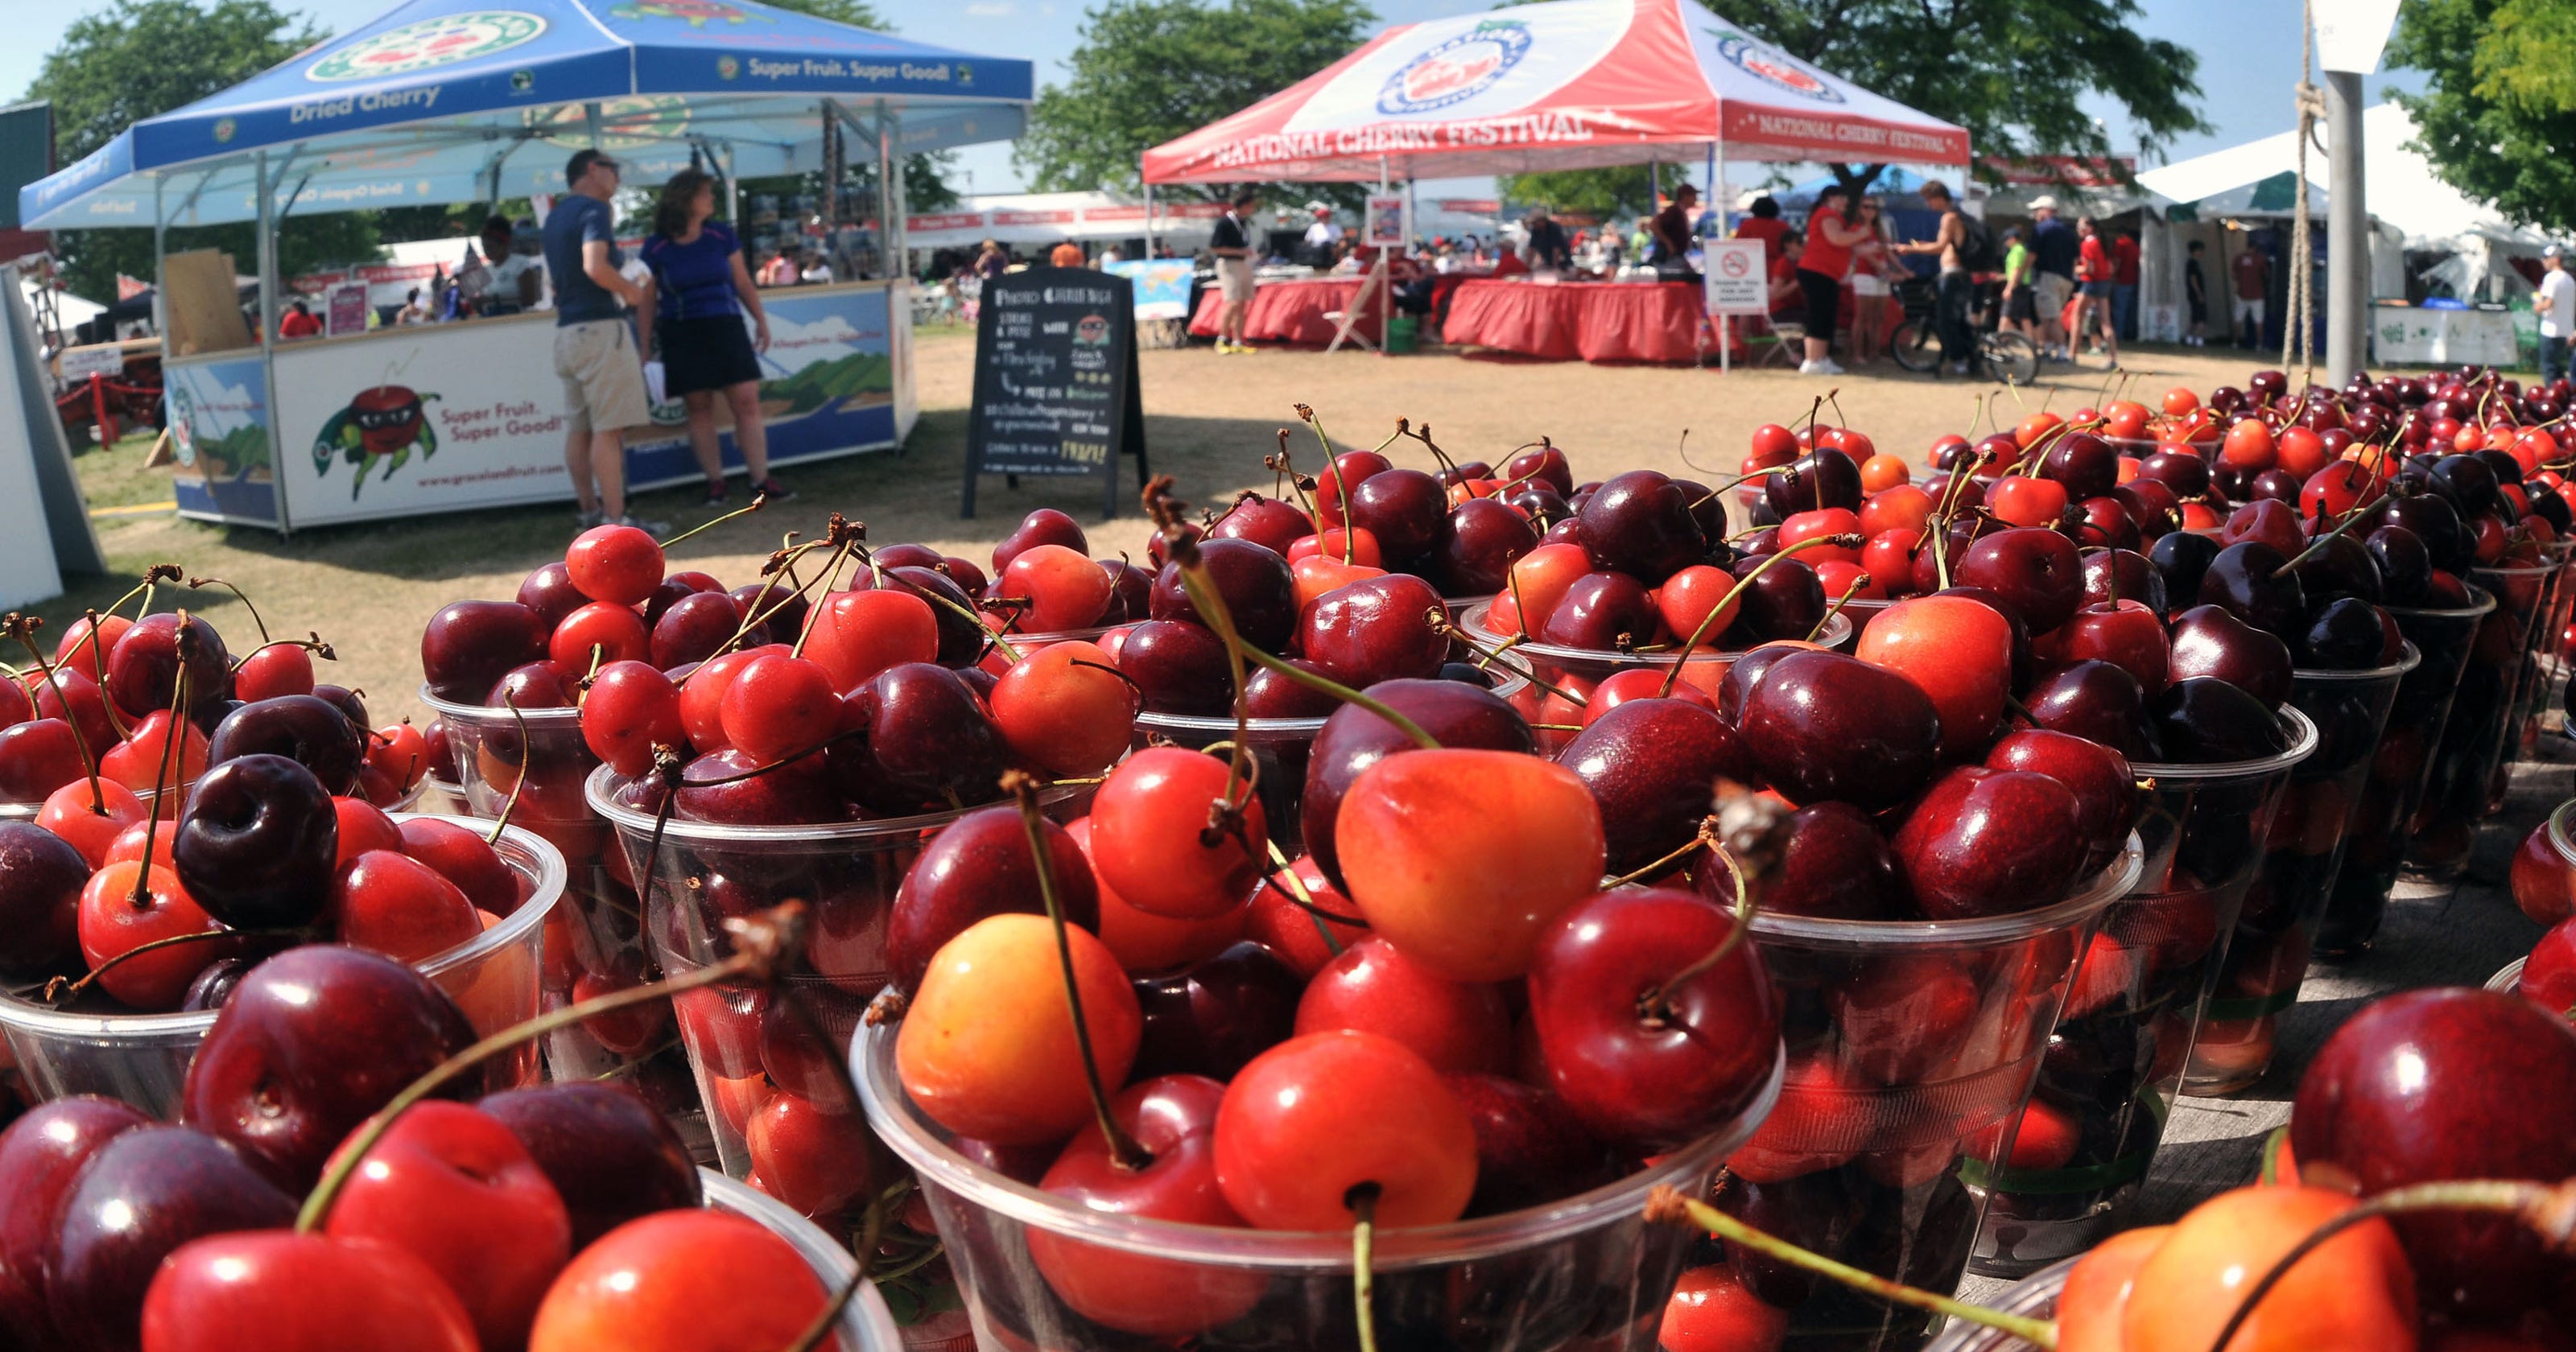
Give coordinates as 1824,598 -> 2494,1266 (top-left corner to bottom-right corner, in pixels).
1385,315 -> 1420,354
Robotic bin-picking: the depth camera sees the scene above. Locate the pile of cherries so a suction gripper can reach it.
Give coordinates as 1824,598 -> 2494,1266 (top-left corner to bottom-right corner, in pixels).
0,943 -> 842,1352
1,596 -> 423,812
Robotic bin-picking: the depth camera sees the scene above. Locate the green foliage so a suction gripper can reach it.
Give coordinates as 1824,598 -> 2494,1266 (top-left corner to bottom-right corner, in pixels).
1498,167 -> 1658,220
2391,0 -> 2576,232
1018,0 -> 1377,200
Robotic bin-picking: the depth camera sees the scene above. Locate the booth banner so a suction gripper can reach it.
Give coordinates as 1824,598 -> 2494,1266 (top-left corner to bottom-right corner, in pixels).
167,354 -> 279,526
1107,261 -> 1195,319
267,284 -> 899,529
2372,307 -> 2518,369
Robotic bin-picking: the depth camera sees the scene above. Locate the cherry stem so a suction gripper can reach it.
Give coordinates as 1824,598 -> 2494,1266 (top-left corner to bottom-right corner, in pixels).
1425,610 -> 1586,708
658,490 -> 769,551
1809,573 -> 1872,642
5,616 -> 108,812
791,541 -> 856,661
1641,811 -> 1765,1013
485,696 -> 534,845
1604,815 -> 1720,888
1349,1183 -> 1381,1352
231,634 -> 336,676
1707,462 -> 1795,497
1648,1189 -> 2061,1350
1399,422 -> 1460,479
185,575 -> 270,645
292,903 -> 805,1235
1302,407 -> 1359,565
80,613 -> 133,741
781,1200 -> 874,1352
2277,499 -> 2375,574
2202,1177 -> 2576,1352
1006,770 -> 1151,1173
1657,534 -> 1861,700
130,616 -> 193,907
43,928 -> 272,1006
1170,561 -> 1257,811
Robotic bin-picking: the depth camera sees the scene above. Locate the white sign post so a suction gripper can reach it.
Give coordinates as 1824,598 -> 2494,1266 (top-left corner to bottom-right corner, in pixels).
1702,239 -> 1767,373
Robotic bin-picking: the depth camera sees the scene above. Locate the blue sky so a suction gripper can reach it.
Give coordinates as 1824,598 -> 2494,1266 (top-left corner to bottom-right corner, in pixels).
4,0 -> 2427,198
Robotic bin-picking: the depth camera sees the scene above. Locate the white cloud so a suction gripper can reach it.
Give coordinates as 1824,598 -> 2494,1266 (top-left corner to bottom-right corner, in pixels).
964,2 -> 1017,14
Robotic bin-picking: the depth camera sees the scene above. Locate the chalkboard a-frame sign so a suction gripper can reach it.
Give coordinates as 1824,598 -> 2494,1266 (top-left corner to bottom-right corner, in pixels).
962,267 -> 1150,519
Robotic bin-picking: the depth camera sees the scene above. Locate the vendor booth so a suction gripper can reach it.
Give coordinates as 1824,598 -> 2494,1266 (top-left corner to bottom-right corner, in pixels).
18,0 -> 1032,533
1139,0 -> 1969,365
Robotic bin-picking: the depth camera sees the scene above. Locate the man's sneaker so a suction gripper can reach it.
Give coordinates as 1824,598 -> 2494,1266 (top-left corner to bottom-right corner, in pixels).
704,480 -> 730,506
576,507 -> 604,533
610,514 -> 669,539
1946,361 -> 1971,377
1798,359 -> 1846,376
753,476 -> 796,503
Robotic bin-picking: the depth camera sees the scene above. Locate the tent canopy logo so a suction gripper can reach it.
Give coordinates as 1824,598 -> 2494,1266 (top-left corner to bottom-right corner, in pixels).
310,12 -> 546,81
1377,21 -> 1531,115
609,0 -> 769,27
1712,32 -> 1844,103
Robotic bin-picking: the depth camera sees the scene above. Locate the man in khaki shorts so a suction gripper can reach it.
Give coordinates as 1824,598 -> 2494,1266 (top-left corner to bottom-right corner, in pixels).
543,148 -> 657,534
1209,188 -> 1261,353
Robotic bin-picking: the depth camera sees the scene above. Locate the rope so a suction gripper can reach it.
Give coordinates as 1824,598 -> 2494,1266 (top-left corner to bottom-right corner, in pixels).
2285,0 -> 2323,383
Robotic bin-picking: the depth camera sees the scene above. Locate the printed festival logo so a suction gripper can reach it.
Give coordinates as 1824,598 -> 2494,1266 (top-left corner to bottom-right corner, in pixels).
1376,20 -> 1531,115
309,12 -> 547,81
314,384 -> 440,499
1711,31 -> 1844,102
609,0 -> 770,27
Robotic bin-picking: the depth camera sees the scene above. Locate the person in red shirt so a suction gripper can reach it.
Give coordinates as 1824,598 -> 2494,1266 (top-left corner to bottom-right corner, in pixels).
1766,229 -> 1806,316
278,299 -> 323,340
1793,186 -> 1874,375
1735,196 -> 1790,269
2112,230 -> 2141,341
2072,216 -> 2119,369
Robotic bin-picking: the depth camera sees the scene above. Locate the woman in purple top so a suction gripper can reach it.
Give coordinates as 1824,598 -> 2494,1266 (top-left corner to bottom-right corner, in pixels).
638,168 -> 792,505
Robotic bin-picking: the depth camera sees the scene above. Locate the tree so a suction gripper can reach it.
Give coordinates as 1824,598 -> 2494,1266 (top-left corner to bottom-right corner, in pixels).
1018,0 -> 1377,200
1499,167 -> 1657,220
1497,0 -> 2207,204
26,0 -> 382,303
2387,0 -> 2576,233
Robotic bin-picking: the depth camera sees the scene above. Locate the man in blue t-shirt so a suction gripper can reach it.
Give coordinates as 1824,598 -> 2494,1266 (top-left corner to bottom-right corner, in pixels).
543,148 -> 655,535
2027,196 -> 2079,362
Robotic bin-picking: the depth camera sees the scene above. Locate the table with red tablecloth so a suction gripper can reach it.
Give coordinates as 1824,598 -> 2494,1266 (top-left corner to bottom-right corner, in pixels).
1187,276 -> 1379,346
1439,278 -> 1726,364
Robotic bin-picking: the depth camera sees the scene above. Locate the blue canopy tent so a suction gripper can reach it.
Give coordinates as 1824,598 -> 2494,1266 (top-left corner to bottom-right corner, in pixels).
15,0 -> 1031,532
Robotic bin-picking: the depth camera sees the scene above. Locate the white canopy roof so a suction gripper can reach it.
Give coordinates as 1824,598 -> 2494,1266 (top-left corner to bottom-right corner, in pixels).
2138,103 -> 2547,249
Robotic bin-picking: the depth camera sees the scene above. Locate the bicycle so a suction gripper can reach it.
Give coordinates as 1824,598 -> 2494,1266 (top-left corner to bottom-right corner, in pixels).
1889,275 -> 2039,385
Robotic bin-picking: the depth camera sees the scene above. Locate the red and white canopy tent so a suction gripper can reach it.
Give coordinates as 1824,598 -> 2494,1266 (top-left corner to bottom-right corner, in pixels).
1141,0 -> 1969,199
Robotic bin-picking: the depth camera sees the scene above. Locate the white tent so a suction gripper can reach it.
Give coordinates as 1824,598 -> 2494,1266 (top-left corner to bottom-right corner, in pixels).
902,192 -> 1226,253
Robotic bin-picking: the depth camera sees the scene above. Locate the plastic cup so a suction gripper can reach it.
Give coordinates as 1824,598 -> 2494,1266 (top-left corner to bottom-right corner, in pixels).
2317,587 -> 2496,954
0,814 -> 562,1116
421,686 -> 708,1152
2406,569 -> 2548,880
855,1018 -> 1781,1352
2504,542 -> 2576,776
2490,958 -> 2526,994
1455,599 -> 1852,751
1838,597 -> 1892,646
701,1169 -> 908,1350
1972,711 -> 2316,1274
1921,1259 -> 2070,1352
1735,839 -> 2142,1347
588,767 -> 1088,1178
2186,652 -> 2415,1096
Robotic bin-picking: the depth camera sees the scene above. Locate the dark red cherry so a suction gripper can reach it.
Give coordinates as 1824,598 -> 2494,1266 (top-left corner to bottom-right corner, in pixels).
992,507 -> 1089,575
1695,801 -> 1905,921
1985,728 -> 2138,872
477,1082 -> 701,1249
1205,494 -> 1314,558
1130,939 -> 1302,1080
1955,528 -> 2084,633
45,1126 -> 295,1352
1433,497 -> 1540,596
887,805 -> 1100,991
1300,679 -> 1534,888
514,561 -> 592,631
1296,573 -> 1450,689
106,612 -> 233,717
2021,659 -> 2151,757
1556,698 -> 1753,875
1761,448 -> 1863,517
1117,618 -> 1233,715
2168,604 -> 2293,705
649,590 -> 748,669
1890,766 -> 2088,919
0,1097 -> 154,1343
2039,431 -> 2119,500
1731,556 -> 1827,641
2202,540 -> 2308,637
1347,468 -> 1450,564
2149,530 -> 2223,616
1445,1072 -> 1608,1214
2147,677 -> 2292,763
1738,649 -> 1941,810
1538,571 -> 1657,649
1583,470 -> 1708,583
1150,539 -> 1298,652
171,753 -> 339,932
205,695 -> 366,796
0,819 -> 88,981
419,600 -> 547,704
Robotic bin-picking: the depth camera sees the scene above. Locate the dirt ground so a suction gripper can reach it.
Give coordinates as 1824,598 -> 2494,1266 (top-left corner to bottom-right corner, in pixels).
36,331 -> 2285,729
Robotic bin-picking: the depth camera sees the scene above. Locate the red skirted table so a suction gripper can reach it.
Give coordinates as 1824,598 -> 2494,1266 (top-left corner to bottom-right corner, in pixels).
1439,279 -> 1715,364
1187,276 -> 1379,346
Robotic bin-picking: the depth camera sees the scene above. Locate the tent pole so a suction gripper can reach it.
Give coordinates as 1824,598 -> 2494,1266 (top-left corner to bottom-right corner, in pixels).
1144,181 -> 1156,260
255,150 -> 279,348
1715,139 -> 1728,375
877,97 -> 894,280
2324,68 -> 2366,384
723,142 -> 739,225
151,177 -> 166,342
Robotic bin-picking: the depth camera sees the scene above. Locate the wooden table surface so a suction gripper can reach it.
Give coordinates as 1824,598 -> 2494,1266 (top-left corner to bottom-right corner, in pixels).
1957,730 -> 2572,1304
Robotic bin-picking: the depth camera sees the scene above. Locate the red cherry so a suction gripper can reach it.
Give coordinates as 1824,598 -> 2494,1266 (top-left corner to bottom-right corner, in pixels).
1293,935 -> 1512,1074
1827,951 -> 1982,1085
563,525 -> 664,608
1212,1029 -> 1477,1230
1245,854 -> 1366,978
366,722 -> 429,796
101,710 -> 208,799
2517,917 -> 2576,1018
745,1091 -> 874,1217
578,661 -> 686,777
394,818 -> 518,915
38,778 -> 148,868
989,641 -> 1140,778
547,601 -> 649,671
526,1210 -> 835,1351
233,642 -> 316,702
1028,1074 -> 1262,1336
141,1230 -> 479,1352
319,1101 -> 570,1350
676,644 -> 788,752
716,653 -> 840,764
997,543 -> 1115,633
77,861 -> 224,1010
803,588 -> 938,692
53,614 -> 134,683
1088,747 -> 1266,920
333,794 -> 405,866
1658,1263 -> 1790,1352
1855,594 -> 2013,759
330,851 -> 482,965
